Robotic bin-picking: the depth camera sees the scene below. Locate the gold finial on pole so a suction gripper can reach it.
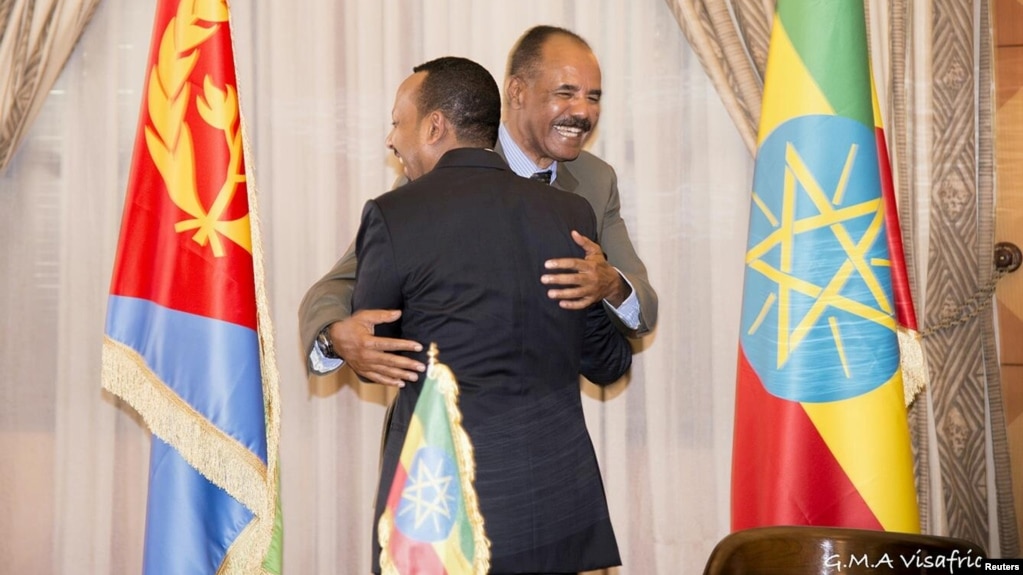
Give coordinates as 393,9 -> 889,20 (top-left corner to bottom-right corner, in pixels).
428,342 -> 439,366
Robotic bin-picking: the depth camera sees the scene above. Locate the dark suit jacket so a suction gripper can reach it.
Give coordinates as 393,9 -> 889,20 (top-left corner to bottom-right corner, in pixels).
298,142 -> 657,374
354,148 -> 629,573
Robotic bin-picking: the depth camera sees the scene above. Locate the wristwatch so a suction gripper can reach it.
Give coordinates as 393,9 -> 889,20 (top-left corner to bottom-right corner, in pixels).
316,325 -> 339,359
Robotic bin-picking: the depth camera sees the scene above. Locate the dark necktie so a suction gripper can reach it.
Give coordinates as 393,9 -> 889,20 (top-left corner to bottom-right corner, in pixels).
530,170 -> 552,185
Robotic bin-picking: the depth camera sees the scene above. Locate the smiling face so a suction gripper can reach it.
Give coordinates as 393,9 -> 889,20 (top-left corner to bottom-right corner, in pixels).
385,72 -> 432,181
505,34 -> 602,167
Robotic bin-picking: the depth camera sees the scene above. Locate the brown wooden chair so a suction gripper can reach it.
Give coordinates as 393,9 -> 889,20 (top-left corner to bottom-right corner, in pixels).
702,525 -> 986,574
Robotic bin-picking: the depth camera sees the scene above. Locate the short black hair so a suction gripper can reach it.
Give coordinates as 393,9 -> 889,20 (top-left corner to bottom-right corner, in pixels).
412,56 -> 501,148
507,25 -> 592,80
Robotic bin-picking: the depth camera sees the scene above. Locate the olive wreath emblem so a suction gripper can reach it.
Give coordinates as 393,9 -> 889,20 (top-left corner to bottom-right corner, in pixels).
145,0 -> 250,257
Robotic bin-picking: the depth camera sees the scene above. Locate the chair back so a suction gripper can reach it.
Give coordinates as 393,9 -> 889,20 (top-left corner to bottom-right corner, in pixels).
702,525 -> 986,574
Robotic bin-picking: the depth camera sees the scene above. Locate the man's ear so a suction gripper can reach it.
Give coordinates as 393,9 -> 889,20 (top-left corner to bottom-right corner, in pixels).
505,76 -> 525,109
424,110 -> 448,143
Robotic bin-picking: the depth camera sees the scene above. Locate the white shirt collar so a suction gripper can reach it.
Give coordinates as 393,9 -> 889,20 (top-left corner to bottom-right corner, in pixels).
498,123 -> 558,184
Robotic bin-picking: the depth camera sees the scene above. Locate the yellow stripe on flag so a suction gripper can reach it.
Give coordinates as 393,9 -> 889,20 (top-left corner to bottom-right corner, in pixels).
758,12 -> 835,147
434,527 -> 474,573
802,376 -> 920,532
870,74 -> 885,130
398,415 -> 426,469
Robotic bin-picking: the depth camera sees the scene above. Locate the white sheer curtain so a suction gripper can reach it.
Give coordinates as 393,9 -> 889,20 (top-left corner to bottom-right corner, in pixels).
0,0 -> 751,573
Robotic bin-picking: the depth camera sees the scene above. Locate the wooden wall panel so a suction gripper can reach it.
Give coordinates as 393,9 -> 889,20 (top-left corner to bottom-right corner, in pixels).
996,0 -> 1023,45
995,44 -> 1023,362
994,0 -> 1023,553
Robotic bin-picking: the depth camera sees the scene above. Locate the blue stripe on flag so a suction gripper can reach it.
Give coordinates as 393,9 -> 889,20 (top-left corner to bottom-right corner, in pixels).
741,115 -> 897,403
105,295 -> 267,461
143,436 -> 253,574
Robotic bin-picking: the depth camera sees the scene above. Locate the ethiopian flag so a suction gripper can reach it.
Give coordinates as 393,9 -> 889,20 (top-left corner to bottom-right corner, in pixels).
378,345 -> 490,574
101,0 -> 283,573
731,0 -> 920,532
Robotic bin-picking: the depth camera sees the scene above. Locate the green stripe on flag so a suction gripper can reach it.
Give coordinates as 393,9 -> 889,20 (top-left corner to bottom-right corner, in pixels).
778,0 -> 873,128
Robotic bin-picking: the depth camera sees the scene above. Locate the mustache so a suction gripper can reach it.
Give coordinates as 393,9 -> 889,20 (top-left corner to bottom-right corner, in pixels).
555,118 -> 592,132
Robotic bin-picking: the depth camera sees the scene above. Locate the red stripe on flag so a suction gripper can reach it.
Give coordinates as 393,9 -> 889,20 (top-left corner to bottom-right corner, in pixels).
109,196 -> 257,328
731,348 -> 883,531
876,127 -> 917,330
108,0 -> 256,329
386,462 -> 409,512
387,525 -> 447,575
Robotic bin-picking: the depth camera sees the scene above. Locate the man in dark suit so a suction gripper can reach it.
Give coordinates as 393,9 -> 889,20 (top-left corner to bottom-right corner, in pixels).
358,56 -> 629,573
299,26 -> 656,384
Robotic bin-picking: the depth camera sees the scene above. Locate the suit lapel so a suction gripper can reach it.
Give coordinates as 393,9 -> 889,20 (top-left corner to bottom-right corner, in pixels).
551,162 -> 578,193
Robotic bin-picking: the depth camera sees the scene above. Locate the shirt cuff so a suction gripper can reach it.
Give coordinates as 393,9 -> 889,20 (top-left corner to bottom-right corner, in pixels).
605,270 -> 641,330
310,340 -> 344,374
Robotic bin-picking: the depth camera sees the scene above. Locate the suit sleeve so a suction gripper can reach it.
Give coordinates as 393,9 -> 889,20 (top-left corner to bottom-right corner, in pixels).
297,240 -> 358,375
297,178 -> 410,374
574,200 -> 632,384
598,167 -> 658,337
580,303 -> 633,385
352,200 -> 403,338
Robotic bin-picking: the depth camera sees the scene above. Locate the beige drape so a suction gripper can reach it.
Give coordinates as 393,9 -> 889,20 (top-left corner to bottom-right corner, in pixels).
0,0 -> 100,172
661,0 -> 764,155
665,0 -> 1020,557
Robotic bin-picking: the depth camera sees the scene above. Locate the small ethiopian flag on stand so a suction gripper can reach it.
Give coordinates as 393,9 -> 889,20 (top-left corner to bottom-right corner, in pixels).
378,344 -> 490,575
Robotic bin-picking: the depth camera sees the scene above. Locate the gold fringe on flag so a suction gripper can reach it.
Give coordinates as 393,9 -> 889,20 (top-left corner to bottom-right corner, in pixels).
428,345 -> 491,574
898,326 -> 928,407
377,513 -> 398,575
101,338 -> 276,575
236,9 -> 284,571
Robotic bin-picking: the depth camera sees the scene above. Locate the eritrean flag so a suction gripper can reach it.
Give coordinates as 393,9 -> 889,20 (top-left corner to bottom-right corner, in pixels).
378,345 -> 490,574
732,0 -> 920,532
101,1 -> 283,573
